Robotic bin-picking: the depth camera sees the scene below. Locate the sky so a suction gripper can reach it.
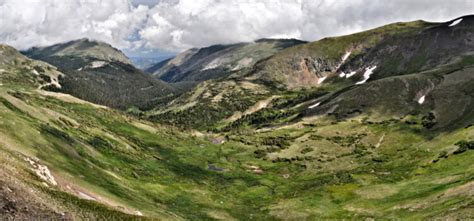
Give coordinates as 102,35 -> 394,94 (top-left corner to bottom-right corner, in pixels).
0,0 -> 473,57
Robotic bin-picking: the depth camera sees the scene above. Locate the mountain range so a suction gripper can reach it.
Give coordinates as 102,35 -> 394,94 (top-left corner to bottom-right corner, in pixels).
0,15 -> 472,220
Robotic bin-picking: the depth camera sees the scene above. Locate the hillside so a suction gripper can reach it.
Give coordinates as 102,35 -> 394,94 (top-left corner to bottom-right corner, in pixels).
147,39 -> 306,84
149,16 -> 474,130
24,38 -> 132,65
251,16 -> 474,89
23,39 -> 178,110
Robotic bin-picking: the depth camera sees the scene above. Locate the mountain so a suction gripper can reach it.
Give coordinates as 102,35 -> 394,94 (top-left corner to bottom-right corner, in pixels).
252,16 -> 474,89
23,39 -> 177,110
129,56 -> 174,70
149,15 -> 474,131
25,38 -> 132,65
146,38 -> 306,84
0,16 -> 473,220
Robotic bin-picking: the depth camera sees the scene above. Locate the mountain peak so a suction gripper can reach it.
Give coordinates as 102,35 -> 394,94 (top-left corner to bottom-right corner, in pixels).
0,44 -> 28,66
254,38 -> 307,44
24,38 -> 131,65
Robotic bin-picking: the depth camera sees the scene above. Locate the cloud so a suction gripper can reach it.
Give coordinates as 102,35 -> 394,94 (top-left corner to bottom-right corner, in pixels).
140,0 -> 474,51
0,0 -> 148,50
0,0 -> 473,52
138,0 -> 304,51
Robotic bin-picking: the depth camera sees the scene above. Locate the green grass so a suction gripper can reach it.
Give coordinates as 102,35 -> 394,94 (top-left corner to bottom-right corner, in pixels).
0,80 -> 472,220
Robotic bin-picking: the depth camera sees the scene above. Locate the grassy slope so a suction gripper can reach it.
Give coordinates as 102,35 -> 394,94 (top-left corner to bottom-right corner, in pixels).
0,82 -> 472,219
148,20 -> 434,130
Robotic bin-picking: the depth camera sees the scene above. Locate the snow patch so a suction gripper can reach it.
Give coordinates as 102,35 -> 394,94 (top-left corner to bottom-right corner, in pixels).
31,69 -> 40,76
40,77 -> 62,89
317,76 -> 327,84
25,157 -> 57,186
355,66 -> 377,85
339,72 -> 346,78
341,51 -> 351,62
448,18 -> 462,27
308,102 -> 321,109
90,61 -> 106,68
418,95 -> 426,104
335,51 -> 352,70
345,71 -> 357,78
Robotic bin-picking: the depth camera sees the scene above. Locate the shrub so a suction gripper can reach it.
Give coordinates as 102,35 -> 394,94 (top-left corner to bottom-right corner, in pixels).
453,140 -> 474,154
300,147 -> 314,154
421,112 -> 437,129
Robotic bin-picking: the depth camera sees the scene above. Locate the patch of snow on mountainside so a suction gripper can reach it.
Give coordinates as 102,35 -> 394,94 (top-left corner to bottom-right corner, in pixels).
317,76 -> 327,84
341,51 -> 351,62
309,102 -> 321,109
345,71 -> 357,78
448,18 -> 463,27
336,51 -> 352,70
339,72 -> 346,78
355,66 -> 377,85
90,61 -> 106,68
418,95 -> 425,104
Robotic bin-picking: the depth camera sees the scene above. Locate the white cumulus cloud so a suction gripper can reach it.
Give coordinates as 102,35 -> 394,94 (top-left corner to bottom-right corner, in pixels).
138,0 -> 304,51
0,0 -> 473,52
138,0 -> 474,51
0,0 -> 148,50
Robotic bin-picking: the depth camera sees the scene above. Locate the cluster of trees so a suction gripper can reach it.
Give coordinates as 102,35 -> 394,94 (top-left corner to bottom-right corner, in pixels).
26,55 -> 177,110
223,108 -> 298,131
325,133 -> 367,147
273,90 -> 328,109
453,140 -> 474,154
59,60 -> 176,110
152,92 -> 258,130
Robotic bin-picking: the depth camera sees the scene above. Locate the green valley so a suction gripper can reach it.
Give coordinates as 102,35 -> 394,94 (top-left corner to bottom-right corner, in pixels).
0,14 -> 473,220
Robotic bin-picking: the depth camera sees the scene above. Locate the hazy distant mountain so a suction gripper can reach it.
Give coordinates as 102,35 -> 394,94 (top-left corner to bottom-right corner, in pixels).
129,56 -> 174,70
